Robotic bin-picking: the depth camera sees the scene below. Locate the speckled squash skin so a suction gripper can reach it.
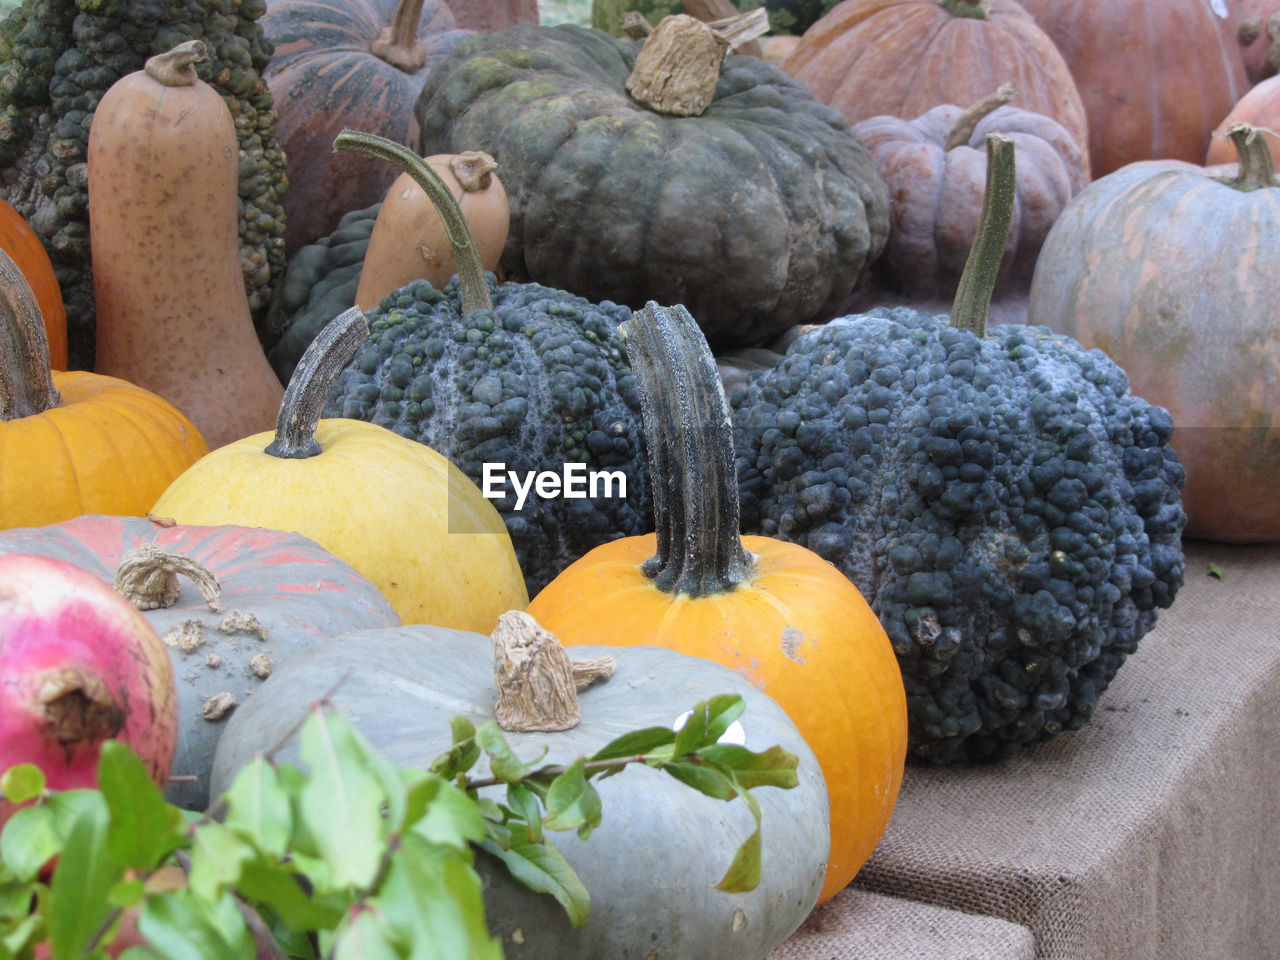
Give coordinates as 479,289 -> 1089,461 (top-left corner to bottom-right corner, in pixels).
210,627 -> 831,960
0,514 -> 401,810
414,23 -> 890,349
88,44 -> 284,450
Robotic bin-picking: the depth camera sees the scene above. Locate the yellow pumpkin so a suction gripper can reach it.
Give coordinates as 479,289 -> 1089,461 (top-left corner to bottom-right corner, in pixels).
0,249 -> 208,529
526,301 -> 908,903
151,307 -> 527,631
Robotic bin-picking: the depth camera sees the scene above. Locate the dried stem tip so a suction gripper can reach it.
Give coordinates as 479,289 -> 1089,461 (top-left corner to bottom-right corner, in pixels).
491,611 -> 614,732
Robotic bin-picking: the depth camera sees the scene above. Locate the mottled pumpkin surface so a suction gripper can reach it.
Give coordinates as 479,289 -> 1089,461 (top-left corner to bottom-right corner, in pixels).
414,23 -> 890,348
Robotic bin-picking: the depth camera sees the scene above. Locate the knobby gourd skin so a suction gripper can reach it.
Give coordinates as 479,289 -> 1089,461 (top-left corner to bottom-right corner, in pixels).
0,0 -> 288,370
413,23 -> 890,349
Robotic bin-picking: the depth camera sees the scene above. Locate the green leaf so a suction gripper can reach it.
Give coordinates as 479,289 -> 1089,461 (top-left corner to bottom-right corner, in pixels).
330,905 -> 401,960
541,759 -> 602,840
674,695 -> 745,755
662,761 -> 739,801
234,857 -> 345,933
136,889 -> 253,960
712,791 -> 764,894
0,804 -> 61,882
44,789 -> 103,839
1,913 -> 43,957
696,744 -> 800,790
429,717 -> 480,780
222,755 -> 292,858
0,880 -> 35,919
0,765 -> 45,804
587,725 -> 676,763
297,708 -> 388,890
379,833 -> 500,960
106,878 -> 145,909
187,822 -> 256,904
475,723 -> 538,782
406,776 -> 486,851
47,793 -> 121,960
479,834 -> 590,929
505,783 -> 542,843
98,740 -> 182,872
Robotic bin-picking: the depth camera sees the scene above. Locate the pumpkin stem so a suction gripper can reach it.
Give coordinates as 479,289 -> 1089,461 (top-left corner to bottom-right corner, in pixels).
491,610 -> 616,732
938,0 -> 990,18
264,306 -> 368,460
449,152 -> 498,193
0,248 -> 59,421
114,543 -> 222,612
621,301 -> 753,597
944,83 -> 1017,152
37,667 -> 125,744
144,39 -> 206,86
949,133 -> 1016,338
1219,122 -> 1278,191
333,129 -> 494,316
370,0 -> 427,73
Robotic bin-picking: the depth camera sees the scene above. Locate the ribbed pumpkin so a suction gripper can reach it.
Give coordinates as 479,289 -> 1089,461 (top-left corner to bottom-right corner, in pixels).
525,301 -> 908,903
414,21 -> 890,349
0,249 -> 208,530
781,0 -> 1090,176
0,199 -> 65,371
262,0 -> 472,254
1206,74 -> 1280,165
852,84 -> 1088,301
1017,0 -> 1247,178
1027,123 -> 1280,543
151,305 -> 528,630
0,514 -> 400,809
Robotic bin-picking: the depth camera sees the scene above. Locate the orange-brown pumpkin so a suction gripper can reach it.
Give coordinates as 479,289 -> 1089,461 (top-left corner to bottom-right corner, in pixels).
1027,124 -> 1280,543
1018,0 -> 1247,178
0,249 -> 209,530
1223,0 -> 1280,83
525,301 -> 908,903
782,0 -> 1090,176
0,199 -> 66,371
1206,73 -> 1280,164
262,0 -> 471,255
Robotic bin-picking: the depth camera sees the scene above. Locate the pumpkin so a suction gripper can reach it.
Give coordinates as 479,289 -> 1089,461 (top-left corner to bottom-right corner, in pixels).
1017,0 -> 1247,178
852,83 -> 1088,302
0,199 -> 65,371
781,0 -> 1090,177
0,514 -> 401,809
210,612 -> 831,959
1224,0 -> 1280,83
1027,122 -> 1280,544
261,0 -> 471,255
1206,73 -> 1280,164
414,20 -> 890,349
151,303 -> 528,630
89,41 -> 285,450
0,249 -> 209,530
525,300 -> 908,903
354,151 -> 509,310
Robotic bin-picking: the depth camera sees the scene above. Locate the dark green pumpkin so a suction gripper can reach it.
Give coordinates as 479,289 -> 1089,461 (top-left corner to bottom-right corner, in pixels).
591,0 -> 842,36
414,23 -> 890,349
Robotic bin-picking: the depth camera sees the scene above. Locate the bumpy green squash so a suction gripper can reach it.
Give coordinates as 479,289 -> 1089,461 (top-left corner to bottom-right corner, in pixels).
414,23 -> 889,349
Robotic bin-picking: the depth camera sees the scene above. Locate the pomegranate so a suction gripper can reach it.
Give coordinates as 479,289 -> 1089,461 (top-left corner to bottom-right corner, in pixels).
0,553 -> 178,825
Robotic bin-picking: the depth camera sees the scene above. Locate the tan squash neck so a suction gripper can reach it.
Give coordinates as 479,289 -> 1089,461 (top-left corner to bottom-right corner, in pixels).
371,0 -> 428,73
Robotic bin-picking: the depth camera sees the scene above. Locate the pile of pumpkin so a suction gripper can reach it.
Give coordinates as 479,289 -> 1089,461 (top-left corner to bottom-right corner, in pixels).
1,0 -> 1278,954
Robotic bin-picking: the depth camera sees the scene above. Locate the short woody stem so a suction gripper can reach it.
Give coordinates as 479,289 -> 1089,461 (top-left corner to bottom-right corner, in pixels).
264,306 -> 368,459
950,133 -> 1016,338
114,543 -> 222,611
945,83 -> 1017,151
938,0 -> 989,19
0,248 -> 58,421
370,0 -> 427,73
1223,122 -> 1278,190
144,40 -> 205,86
492,611 -> 615,732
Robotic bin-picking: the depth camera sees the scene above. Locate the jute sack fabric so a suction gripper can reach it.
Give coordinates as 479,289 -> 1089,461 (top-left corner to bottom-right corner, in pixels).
771,540 -> 1280,960
770,887 -> 1036,959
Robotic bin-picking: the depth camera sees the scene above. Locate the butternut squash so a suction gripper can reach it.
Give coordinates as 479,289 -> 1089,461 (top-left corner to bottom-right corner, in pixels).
89,41 -> 284,449
354,152 -> 508,310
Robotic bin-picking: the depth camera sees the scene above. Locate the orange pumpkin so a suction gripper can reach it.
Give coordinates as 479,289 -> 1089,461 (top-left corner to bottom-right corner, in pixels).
0,199 -> 66,370
0,249 -> 208,529
525,301 -> 908,903
1206,74 -> 1280,165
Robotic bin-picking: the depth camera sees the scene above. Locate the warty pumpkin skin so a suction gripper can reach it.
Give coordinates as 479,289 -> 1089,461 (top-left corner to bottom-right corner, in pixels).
852,85 -> 1088,301
1027,124 -> 1280,544
0,249 -> 209,530
781,0 -> 1090,178
210,620 -> 831,959
151,306 -> 528,631
262,0 -> 472,254
0,514 -> 401,810
1017,0 -> 1247,178
1225,0 -> 1280,83
526,301 -> 908,903
414,22 -> 891,349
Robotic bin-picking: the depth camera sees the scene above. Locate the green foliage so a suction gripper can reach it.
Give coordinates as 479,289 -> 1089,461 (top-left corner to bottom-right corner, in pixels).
0,695 -> 797,958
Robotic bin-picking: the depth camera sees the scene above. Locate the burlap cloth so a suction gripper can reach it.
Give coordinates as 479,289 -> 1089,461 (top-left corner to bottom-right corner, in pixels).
771,540 -> 1280,960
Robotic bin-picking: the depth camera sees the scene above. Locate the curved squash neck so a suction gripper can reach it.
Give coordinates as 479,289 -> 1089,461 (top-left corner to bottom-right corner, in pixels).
0,248 -> 59,421
621,301 -> 753,597
1219,122 -> 1278,191
371,0 -> 428,73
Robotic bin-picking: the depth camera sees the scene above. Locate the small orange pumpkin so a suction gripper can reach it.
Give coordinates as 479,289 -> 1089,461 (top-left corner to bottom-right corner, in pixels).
525,300 -> 908,903
0,199 -> 66,370
0,248 -> 209,530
